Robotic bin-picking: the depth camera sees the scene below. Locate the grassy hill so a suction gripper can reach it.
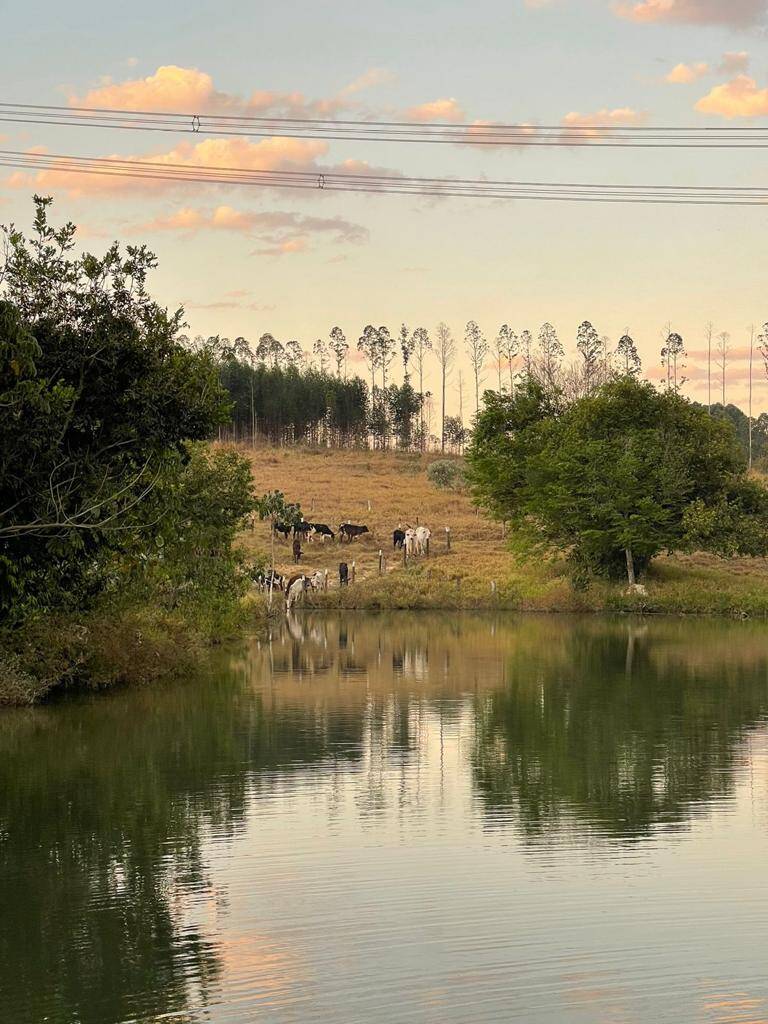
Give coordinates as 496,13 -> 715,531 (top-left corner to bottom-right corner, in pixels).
237,446 -> 768,617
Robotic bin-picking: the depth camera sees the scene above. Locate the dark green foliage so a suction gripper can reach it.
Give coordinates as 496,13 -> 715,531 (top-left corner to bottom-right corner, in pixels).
218,355 -> 369,445
468,375 -> 768,583
0,197 -> 248,623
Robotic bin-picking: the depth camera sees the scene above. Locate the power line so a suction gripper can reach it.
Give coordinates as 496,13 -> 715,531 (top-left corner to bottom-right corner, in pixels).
1,148 -> 766,205
2,103 -> 768,148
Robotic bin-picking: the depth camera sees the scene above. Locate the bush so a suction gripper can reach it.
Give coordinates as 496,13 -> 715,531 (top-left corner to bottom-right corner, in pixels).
427,459 -> 465,490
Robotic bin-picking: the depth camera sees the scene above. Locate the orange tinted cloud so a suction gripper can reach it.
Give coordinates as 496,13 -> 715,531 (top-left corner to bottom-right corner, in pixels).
70,65 -> 230,112
70,64 -> 391,119
563,107 -> 647,128
615,0 -> 764,25
696,75 -> 768,118
666,62 -> 709,84
140,204 -> 368,245
9,137 -> 329,196
405,98 -> 466,123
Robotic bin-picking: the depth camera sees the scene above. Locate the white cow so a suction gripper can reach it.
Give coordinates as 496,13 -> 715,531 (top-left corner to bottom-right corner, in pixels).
285,573 -> 310,610
404,528 -> 417,556
415,525 -> 431,555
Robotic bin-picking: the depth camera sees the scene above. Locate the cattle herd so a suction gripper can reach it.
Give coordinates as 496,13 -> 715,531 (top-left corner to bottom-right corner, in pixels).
256,517 -> 434,610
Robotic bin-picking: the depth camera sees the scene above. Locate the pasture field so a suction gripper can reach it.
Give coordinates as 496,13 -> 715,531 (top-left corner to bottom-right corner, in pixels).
237,446 -> 768,616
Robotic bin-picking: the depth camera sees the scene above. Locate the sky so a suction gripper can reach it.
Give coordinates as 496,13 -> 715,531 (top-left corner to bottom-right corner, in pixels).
2,0 -> 768,414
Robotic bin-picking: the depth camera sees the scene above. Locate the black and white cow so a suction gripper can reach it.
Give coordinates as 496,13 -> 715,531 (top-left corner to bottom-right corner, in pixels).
254,569 -> 285,592
273,522 -> 292,540
310,523 -> 335,541
339,523 -> 369,543
293,520 -> 312,539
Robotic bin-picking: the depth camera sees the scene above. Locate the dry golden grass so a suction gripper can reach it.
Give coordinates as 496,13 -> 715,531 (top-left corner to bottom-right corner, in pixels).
235,445 -> 768,615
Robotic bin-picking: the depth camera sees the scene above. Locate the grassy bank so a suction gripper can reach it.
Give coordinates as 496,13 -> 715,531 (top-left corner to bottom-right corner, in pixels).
238,445 -> 768,618
0,591 -> 272,706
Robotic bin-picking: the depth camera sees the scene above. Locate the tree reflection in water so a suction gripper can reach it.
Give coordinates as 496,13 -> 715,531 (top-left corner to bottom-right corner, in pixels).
2,612 -> 767,1023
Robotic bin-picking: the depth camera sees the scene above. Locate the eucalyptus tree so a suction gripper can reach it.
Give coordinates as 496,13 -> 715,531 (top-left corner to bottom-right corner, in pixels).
500,326 -> 519,393
716,331 -> 730,406
434,321 -> 456,452
576,320 -> 601,394
492,325 -> 509,392
412,326 -> 431,449
285,339 -> 305,368
398,323 -> 416,380
616,333 -> 641,377
312,337 -> 330,374
256,332 -> 284,368
465,320 -> 489,417
329,326 -> 348,378
705,322 -> 714,412
537,322 -> 563,393
520,329 -> 533,378
661,331 -> 686,392
357,324 -> 378,399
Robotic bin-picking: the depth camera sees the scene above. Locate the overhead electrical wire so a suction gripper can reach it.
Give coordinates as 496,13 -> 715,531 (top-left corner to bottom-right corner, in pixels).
2,102 -> 768,148
0,148 -> 765,205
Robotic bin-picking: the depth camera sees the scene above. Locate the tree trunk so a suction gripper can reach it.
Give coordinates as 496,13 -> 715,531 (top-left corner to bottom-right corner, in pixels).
441,367 -> 446,453
625,548 -> 636,588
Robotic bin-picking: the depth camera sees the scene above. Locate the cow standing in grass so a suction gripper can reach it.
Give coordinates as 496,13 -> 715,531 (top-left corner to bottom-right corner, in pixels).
339,523 -> 369,543
310,523 -> 335,541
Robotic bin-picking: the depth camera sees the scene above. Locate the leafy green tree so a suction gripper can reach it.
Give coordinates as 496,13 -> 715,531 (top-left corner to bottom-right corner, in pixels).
387,381 -> 422,450
0,197 -> 230,618
468,376 -> 768,586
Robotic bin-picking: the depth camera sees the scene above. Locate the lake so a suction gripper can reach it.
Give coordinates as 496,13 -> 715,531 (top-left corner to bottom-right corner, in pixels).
2,612 -> 768,1024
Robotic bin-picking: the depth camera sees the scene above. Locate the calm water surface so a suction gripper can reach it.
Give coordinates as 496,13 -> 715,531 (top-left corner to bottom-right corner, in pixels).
2,613 -> 768,1023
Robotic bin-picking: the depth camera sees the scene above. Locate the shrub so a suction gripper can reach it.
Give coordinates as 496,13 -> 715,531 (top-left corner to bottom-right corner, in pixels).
427,459 -> 465,490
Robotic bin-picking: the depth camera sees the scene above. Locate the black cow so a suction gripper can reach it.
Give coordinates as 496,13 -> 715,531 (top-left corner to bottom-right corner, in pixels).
339,523 -> 369,543
293,521 -> 312,539
311,523 -> 335,541
339,562 -> 349,586
393,529 -> 405,550
273,522 -> 291,540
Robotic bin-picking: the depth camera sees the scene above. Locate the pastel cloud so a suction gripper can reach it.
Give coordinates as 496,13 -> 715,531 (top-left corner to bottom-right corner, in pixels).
720,51 -> 750,74
561,107 -> 647,140
614,0 -> 765,25
70,65 -> 230,112
563,107 -> 647,128
140,204 -> 368,246
69,64 -> 391,119
695,75 -> 768,118
404,98 -> 466,123
666,62 -> 709,84
7,137 -> 394,197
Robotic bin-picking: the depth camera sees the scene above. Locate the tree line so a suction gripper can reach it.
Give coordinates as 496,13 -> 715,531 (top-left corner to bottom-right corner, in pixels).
206,319 -> 768,467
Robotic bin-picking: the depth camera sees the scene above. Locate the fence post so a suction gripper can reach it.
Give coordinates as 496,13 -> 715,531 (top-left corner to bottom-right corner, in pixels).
403,544 -> 407,568
445,527 -> 451,552
426,538 -> 430,557
351,560 -> 356,584
324,569 -> 328,592
367,499 -> 371,512
491,580 -> 497,597
378,549 -> 383,575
